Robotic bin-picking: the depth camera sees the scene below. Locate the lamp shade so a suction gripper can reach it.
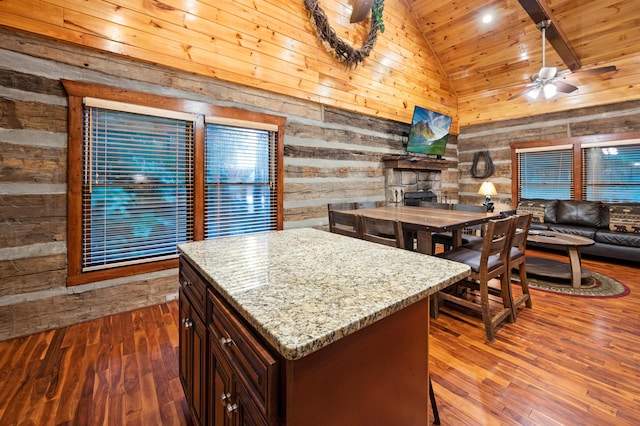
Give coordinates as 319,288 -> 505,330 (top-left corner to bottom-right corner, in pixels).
478,181 -> 497,196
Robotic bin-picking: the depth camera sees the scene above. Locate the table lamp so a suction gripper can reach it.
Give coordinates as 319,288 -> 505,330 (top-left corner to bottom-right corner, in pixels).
478,181 -> 497,212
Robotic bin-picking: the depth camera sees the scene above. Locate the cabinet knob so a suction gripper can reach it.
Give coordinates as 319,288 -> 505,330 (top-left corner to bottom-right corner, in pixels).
221,392 -> 232,403
183,318 -> 193,329
220,337 -> 234,346
181,279 -> 193,287
226,403 -> 238,414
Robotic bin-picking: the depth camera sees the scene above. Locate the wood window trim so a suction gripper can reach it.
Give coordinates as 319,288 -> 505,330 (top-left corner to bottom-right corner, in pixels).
63,80 -> 285,286
509,131 -> 640,208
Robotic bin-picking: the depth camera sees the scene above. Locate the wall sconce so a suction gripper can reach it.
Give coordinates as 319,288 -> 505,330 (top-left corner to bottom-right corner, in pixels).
477,181 -> 497,212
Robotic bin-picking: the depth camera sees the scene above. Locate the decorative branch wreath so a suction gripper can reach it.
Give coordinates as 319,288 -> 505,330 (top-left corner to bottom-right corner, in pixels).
303,0 -> 385,68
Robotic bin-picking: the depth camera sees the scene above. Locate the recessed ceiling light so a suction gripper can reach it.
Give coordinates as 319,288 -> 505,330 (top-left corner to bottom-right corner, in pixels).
482,13 -> 493,24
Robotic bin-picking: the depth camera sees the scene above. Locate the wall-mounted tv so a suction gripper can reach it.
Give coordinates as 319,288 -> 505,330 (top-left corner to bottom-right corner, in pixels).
406,106 -> 452,157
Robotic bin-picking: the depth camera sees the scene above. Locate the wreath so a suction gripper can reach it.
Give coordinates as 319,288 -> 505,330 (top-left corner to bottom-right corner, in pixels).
303,0 -> 385,67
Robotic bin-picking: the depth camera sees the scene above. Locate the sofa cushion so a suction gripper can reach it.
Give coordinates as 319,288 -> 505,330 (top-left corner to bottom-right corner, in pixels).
608,204 -> 640,233
556,200 -> 603,227
547,224 -> 597,240
595,229 -> 640,248
516,200 -> 547,224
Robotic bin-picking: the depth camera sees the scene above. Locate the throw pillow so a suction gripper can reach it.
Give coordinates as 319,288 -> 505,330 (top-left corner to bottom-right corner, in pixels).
516,200 -> 546,224
556,200 -> 603,227
609,205 -> 640,233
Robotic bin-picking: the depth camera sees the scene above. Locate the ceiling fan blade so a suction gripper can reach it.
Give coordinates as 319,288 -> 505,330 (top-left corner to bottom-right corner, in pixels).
562,65 -> 618,80
555,81 -> 578,93
508,87 -> 534,100
350,0 -> 374,23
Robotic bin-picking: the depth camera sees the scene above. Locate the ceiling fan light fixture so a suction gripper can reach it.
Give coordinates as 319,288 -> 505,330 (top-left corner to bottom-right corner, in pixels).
539,67 -> 557,80
543,82 -> 558,99
526,86 -> 541,100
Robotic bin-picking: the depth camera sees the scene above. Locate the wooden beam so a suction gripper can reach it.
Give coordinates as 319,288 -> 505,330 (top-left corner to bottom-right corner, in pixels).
517,0 -> 581,71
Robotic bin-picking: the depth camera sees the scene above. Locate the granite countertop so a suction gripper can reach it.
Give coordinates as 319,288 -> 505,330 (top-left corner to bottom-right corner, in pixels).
178,227 -> 470,360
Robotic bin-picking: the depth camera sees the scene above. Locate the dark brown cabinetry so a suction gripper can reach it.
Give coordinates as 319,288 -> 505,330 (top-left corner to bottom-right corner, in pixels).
179,257 -> 278,426
179,252 -> 432,425
179,266 -> 207,426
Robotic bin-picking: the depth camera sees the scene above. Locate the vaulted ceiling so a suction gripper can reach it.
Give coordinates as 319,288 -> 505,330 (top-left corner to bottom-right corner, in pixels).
404,0 -> 640,124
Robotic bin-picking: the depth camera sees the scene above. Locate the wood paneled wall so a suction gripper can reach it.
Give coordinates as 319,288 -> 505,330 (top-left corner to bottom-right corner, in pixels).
457,100 -> 640,212
0,0 -> 458,131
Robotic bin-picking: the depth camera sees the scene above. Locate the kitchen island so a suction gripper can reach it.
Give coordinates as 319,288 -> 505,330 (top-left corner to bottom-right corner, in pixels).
178,227 -> 470,425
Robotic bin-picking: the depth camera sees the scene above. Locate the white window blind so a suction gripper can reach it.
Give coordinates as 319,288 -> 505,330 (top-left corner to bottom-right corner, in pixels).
517,146 -> 574,201
204,122 -> 277,239
82,106 -> 194,271
582,142 -> 640,202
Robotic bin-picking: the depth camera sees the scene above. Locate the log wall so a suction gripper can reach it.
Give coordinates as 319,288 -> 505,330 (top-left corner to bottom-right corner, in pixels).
0,28 -> 458,340
457,100 -> 640,212
1,24 -> 638,340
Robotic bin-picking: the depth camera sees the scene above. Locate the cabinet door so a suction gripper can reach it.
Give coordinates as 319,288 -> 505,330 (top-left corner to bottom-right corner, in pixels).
210,342 -> 234,426
178,288 -> 191,397
210,341 -> 268,426
179,289 -> 206,426
234,379 -> 268,426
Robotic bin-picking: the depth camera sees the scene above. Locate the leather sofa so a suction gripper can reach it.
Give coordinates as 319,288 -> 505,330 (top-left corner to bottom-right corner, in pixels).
510,199 -> 640,263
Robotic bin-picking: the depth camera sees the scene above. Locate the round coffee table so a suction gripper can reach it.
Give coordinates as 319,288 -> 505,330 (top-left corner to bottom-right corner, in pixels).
526,231 -> 595,288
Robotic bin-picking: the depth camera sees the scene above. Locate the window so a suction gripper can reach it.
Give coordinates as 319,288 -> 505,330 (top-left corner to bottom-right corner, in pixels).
64,80 -> 284,286
516,145 -> 574,200
204,121 -> 278,238
582,141 -> 640,203
83,100 -> 195,271
512,133 -> 640,205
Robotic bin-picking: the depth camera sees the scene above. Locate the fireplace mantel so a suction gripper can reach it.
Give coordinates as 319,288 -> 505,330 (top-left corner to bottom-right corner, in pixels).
382,155 -> 449,171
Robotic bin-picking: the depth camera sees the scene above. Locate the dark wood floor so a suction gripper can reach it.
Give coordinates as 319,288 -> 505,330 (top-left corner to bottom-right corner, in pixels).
0,248 -> 638,425
430,249 -> 640,425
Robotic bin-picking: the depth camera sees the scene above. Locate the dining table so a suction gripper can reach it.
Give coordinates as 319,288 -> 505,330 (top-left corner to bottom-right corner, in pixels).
338,205 -> 501,255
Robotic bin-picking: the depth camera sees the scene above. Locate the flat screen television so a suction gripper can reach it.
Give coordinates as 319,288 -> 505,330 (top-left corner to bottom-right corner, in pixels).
406,106 -> 452,157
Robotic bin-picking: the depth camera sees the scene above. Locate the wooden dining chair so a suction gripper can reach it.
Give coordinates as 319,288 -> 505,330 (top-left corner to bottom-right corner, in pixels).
357,201 -> 385,209
327,202 -> 358,212
358,216 -> 405,248
328,210 -> 360,238
418,201 -> 452,210
435,216 -> 515,342
418,201 -> 453,252
433,204 -> 487,251
507,213 -> 533,318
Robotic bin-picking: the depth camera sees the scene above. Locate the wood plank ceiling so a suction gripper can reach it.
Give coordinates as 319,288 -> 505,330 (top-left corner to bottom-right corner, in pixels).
405,0 -> 640,125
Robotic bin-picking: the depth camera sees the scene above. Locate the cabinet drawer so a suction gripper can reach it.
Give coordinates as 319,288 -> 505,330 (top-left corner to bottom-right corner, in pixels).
179,258 -> 206,320
208,290 -> 278,424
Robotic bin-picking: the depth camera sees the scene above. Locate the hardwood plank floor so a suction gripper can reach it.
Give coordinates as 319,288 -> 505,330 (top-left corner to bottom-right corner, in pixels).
0,301 -> 191,426
430,249 -> 640,425
0,249 -> 638,425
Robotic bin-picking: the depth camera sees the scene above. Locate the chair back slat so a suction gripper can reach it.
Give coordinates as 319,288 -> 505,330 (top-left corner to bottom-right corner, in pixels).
328,210 -> 360,238
358,216 -> 405,248
453,204 -> 487,213
481,216 -> 514,264
419,201 -> 452,210
327,202 -> 358,212
511,213 -> 532,252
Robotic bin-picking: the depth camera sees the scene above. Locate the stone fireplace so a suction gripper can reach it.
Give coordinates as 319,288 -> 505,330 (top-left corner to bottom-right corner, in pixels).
382,155 -> 451,206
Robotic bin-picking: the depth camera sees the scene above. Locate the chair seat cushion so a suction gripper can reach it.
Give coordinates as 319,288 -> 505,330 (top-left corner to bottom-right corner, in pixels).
437,247 -> 504,273
509,247 -> 525,261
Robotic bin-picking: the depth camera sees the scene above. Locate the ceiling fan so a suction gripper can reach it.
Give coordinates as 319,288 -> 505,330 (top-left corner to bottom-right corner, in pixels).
509,20 -> 617,101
